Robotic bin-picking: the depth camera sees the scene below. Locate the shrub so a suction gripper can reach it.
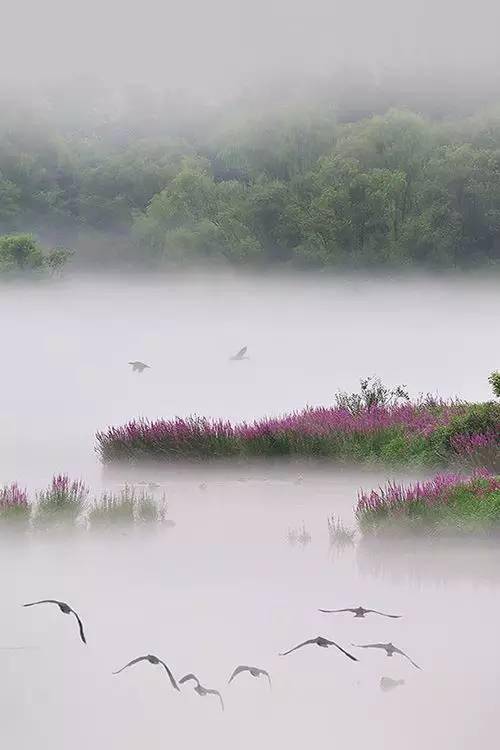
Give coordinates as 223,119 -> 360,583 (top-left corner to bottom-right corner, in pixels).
334,376 -> 410,415
34,474 -> 88,527
489,371 -> 500,399
0,234 -> 45,272
0,234 -> 73,276
0,483 -> 30,526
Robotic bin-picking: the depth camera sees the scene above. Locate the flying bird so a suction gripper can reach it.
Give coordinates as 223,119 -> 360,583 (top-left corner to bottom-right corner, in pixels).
380,676 -> 405,692
319,606 -> 401,619
230,346 -> 248,361
279,636 -> 358,661
228,665 -> 272,689
179,674 -> 224,711
129,361 -> 150,373
113,654 -> 179,690
22,599 -> 87,644
352,642 -> 421,669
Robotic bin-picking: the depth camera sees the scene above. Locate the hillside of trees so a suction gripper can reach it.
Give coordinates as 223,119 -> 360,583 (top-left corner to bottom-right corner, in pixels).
3,78 -> 500,270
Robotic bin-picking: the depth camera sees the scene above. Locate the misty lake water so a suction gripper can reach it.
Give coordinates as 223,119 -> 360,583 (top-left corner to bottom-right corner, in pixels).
1,273 -> 499,749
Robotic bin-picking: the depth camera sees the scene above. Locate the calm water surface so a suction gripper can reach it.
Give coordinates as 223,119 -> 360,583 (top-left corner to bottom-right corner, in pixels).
1,274 -> 499,748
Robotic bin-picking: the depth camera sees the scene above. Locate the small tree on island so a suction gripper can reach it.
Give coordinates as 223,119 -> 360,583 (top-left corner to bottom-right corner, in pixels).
489,371 -> 500,399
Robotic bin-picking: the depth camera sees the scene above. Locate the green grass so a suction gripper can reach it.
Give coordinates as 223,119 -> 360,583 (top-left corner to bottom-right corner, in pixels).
356,472 -> 500,537
33,475 -> 88,529
95,398 -> 499,469
87,489 -> 135,527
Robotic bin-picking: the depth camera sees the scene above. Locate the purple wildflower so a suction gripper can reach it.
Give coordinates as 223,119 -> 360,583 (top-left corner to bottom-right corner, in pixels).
356,469 -> 500,517
0,483 -> 29,509
96,402 -> 466,462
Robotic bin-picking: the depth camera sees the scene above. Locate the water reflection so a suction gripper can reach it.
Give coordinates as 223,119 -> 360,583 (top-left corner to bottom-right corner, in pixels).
357,535 -> 500,587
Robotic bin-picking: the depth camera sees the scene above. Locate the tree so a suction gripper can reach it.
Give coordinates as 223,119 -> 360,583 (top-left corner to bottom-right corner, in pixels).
0,172 -> 21,225
0,234 -> 45,271
0,234 -> 72,275
489,371 -> 500,398
45,247 -> 74,276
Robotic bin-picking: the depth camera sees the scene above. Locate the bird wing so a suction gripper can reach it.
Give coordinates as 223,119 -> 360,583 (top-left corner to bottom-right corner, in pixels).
112,656 -> 149,674
235,346 -> 247,358
70,610 -> 87,644
392,646 -> 421,669
179,673 -> 200,686
352,643 -> 388,650
228,665 -> 250,684
206,689 -> 224,711
261,669 -> 272,689
279,639 -> 317,656
365,609 -> 402,618
159,660 -> 180,690
22,600 -> 62,607
318,608 -> 356,614
329,641 -> 359,661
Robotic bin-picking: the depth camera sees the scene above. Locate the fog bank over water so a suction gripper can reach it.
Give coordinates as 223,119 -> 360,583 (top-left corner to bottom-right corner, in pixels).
1,272 -> 500,749
2,475 -> 500,750
1,273 -> 498,486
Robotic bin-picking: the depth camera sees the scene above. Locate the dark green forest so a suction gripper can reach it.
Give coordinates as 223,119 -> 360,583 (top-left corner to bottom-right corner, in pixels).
3,77 -> 500,270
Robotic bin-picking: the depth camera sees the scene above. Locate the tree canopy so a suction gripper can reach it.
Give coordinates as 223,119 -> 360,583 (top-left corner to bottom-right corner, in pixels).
2,87 -> 500,270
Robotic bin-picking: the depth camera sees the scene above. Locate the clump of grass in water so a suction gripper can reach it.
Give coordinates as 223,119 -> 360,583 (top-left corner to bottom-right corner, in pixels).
136,490 -> 161,523
88,485 -> 171,527
0,483 -> 30,527
287,523 -> 311,546
297,523 -> 312,546
88,487 -> 135,528
327,514 -> 356,548
34,474 -> 88,528
287,527 -> 298,546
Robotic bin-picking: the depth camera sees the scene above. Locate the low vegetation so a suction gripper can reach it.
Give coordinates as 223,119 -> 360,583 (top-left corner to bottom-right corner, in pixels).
327,514 -> 356,548
0,475 -> 172,531
356,470 -> 500,536
96,375 -> 499,469
0,483 -> 30,526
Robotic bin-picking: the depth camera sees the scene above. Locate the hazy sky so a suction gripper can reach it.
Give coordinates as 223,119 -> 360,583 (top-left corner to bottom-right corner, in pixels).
3,0 -> 500,97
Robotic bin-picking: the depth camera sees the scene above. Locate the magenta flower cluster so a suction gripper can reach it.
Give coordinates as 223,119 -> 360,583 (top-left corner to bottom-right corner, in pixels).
47,474 -> 88,503
451,431 -> 499,454
356,468 -> 500,516
238,403 -> 457,438
0,482 -> 29,509
96,403 -> 461,459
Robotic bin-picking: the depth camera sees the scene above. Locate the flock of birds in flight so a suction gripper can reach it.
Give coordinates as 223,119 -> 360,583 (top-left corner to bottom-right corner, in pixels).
129,346 -> 249,373
21,342 -> 418,708
20,599 -> 418,711
18,343 -> 421,709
